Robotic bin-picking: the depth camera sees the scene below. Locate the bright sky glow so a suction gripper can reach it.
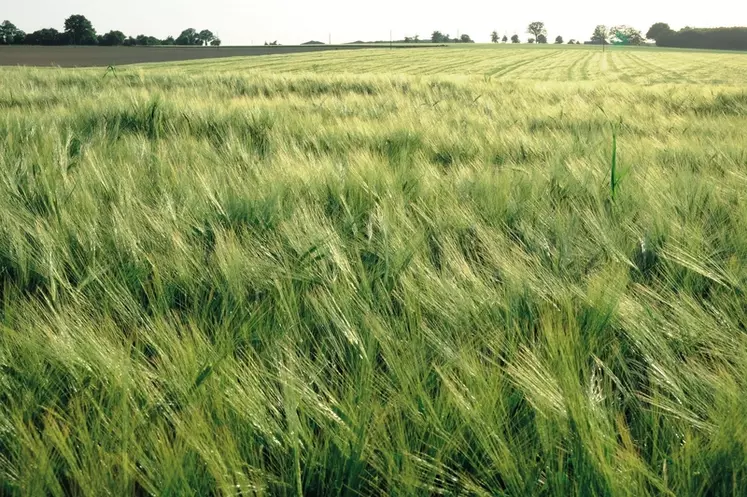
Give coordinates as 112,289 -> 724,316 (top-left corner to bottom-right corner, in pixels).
4,0 -> 747,45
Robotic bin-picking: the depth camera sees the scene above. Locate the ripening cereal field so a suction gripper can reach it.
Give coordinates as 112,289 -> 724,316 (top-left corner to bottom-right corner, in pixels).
1,46 -> 747,496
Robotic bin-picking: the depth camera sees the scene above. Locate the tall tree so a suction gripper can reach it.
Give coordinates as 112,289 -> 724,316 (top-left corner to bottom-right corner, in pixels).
502,35 -> 508,43
610,26 -> 644,45
511,34 -> 520,43
527,22 -> 547,40
198,29 -> 215,46
0,20 -> 20,44
64,14 -> 97,45
176,28 -> 199,45
491,30 -> 499,43
646,22 -> 674,41
591,25 -> 609,44
555,35 -> 564,44
431,31 -> 449,43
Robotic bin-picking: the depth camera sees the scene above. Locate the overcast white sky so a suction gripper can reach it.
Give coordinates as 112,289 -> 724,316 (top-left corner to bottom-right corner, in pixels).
4,0 -> 747,45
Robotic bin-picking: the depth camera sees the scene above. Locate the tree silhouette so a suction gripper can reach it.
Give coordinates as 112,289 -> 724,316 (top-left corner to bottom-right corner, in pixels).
527,22 -> 547,40
591,25 -> 609,44
646,22 -> 673,41
511,34 -> 520,43
652,26 -> 747,50
198,30 -> 215,46
0,20 -> 22,45
64,14 -> 97,45
555,36 -> 564,44
100,30 -> 126,46
491,30 -> 499,43
610,26 -> 644,45
25,28 -> 64,45
176,28 -> 199,45
136,34 -> 160,45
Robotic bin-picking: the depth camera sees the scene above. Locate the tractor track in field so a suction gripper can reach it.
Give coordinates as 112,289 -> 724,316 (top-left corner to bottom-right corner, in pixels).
496,50 -> 565,79
579,51 -> 597,80
625,52 -> 696,84
420,52 -> 491,75
486,50 -> 560,78
565,51 -> 586,81
605,52 -> 632,82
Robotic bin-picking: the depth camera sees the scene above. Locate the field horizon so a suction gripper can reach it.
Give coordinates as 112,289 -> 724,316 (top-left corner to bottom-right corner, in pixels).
1,46 -> 747,496
2,43 -> 746,68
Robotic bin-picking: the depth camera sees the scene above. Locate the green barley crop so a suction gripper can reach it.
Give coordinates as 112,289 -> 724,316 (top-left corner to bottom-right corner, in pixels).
1,46 -> 747,496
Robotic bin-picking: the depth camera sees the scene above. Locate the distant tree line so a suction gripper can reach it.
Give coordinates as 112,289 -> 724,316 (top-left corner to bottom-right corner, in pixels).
0,15 -> 221,46
431,21 -> 742,48
585,25 -> 645,45
490,21 -> 612,45
484,21 -> 747,47
429,31 -> 475,43
3,15 -> 746,51
646,23 -> 747,51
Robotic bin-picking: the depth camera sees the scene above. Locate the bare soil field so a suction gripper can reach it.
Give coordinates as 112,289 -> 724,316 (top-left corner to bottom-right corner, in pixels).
0,45 -> 368,67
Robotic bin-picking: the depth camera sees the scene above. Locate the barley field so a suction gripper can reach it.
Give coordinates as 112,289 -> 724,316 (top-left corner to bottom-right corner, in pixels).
1,46 -> 747,496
